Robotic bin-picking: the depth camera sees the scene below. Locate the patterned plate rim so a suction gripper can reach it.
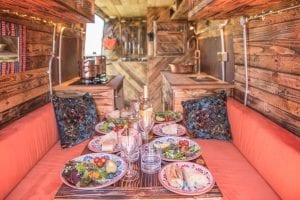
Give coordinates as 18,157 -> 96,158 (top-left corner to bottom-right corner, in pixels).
60,153 -> 127,190
158,162 -> 215,196
88,137 -> 120,153
155,112 -> 183,124
152,123 -> 186,137
150,136 -> 201,162
94,122 -> 111,134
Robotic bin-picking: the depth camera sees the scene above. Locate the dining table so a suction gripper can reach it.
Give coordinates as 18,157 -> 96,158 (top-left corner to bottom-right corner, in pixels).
55,127 -> 223,200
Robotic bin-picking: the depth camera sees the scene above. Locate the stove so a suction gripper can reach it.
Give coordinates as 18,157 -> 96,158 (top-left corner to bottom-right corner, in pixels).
70,75 -> 113,85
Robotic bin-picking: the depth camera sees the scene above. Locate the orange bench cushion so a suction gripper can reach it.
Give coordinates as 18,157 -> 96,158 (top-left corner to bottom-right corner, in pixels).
196,139 -> 279,200
5,140 -> 88,200
0,103 -> 59,199
227,98 -> 300,200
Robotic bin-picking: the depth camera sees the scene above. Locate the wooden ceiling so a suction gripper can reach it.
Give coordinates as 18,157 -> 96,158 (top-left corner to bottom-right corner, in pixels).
95,0 -> 173,18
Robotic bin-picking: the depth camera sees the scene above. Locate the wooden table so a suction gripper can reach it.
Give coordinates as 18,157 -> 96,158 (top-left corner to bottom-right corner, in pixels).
55,135 -> 222,200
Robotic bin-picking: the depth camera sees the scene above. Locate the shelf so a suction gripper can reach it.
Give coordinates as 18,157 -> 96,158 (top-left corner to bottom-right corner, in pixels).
169,0 -> 189,20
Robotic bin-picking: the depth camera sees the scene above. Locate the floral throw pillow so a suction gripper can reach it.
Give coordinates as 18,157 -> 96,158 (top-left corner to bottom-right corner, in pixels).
52,93 -> 97,148
182,91 -> 231,140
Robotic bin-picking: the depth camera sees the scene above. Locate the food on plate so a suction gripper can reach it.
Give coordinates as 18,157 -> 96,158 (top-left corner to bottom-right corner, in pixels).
153,142 -> 171,150
62,157 -> 118,188
106,110 -> 120,119
155,111 -> 182,123
182,168 -> 209,188
159,139 -> 199,160
165,165 -> 184,188
120,109 -> 132,118
98,131 -> 117,152
105,160 -> 118,173
162,124 -> 178,135
96,119 -> 128,133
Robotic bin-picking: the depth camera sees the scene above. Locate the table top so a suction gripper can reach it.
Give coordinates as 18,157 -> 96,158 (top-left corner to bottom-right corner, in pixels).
55,133 -> 222,200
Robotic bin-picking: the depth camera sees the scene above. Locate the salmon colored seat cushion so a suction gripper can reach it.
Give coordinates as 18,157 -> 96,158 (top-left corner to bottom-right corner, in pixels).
227,98 -> 300,200
0,103 -> 59,199
5,140 -> 88,200
196,139 -> 280,200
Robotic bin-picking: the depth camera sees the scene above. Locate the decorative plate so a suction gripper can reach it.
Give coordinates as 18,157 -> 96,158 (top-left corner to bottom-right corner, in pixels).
159,162 -> 215,196
155,111 -> 183,124
149,136 -> 201,162
88,137 -> 120,153
94,119 -> 127,134
95,121 -> 111,134
152,123 -> 186,137
60,153 -> 127,190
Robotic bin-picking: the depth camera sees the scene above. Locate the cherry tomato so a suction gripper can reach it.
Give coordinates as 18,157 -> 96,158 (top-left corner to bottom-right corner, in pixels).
93,157 -> 100,164
96,160 -> 104,167
112,127 -> 118,132
179,140 -> 189,147
100,157 -> 106,164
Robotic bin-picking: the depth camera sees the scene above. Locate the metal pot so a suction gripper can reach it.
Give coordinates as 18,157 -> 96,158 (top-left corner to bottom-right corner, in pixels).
81,59 -> 97,79
95,56 -> 106,75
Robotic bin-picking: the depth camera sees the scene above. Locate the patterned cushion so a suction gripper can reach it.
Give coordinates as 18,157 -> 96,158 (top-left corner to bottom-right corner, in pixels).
182,91 -> 231,140
52,93 -> 97,148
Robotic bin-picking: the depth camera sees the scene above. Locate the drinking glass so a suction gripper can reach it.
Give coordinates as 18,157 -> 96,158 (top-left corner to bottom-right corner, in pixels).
140,144 -> 161,174
139,109 -> 154,143
130,100 -> 140,118
118,128 -> 139,181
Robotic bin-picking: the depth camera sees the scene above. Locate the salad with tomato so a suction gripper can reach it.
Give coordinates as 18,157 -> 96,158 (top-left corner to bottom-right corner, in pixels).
62,156 -> 118,188
96,119 -> 128,133
155,111 -> 182,123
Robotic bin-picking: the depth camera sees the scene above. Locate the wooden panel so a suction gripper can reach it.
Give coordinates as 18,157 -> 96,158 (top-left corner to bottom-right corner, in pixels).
232,7 -> 300,135
189,0 -> 300,20
106,61 -> 147,106
147,7 -> 194,111
0,0 -> 94,23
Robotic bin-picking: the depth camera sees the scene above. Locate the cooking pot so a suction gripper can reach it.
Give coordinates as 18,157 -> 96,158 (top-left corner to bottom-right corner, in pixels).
95,56 -> 106,75
81,59 -> 98,79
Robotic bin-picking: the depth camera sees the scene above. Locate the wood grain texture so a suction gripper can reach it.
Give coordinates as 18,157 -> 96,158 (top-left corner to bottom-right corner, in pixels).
106,61 -> 147,106
147,7 -> 194,111
188,0 -> 300,20
232,7 -> 300,135
0,0 -> 94,23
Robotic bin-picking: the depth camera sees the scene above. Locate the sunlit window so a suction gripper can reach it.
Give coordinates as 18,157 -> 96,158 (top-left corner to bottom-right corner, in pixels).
84,15 -> 104,56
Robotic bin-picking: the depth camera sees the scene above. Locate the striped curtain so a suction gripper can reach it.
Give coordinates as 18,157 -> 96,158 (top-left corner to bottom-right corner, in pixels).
0,21 -> 26,76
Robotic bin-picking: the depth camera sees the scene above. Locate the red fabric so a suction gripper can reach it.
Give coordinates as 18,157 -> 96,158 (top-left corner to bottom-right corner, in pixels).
227,98 -> 300,200
0,103 -> 59,199
196,139 -> 279,200
5,141 -> 88,200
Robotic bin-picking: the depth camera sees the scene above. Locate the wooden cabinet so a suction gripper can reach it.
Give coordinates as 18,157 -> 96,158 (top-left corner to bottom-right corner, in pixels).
153,21 -> 187,56
161,71 -> 234,112
53,75 -> 124,117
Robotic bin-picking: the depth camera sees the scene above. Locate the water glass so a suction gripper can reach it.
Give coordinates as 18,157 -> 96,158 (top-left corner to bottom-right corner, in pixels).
130,100 -> 140,118
140,144 -> 161,174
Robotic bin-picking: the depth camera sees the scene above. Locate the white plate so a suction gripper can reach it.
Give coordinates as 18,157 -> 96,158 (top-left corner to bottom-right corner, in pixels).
88,136 -> 120,153
61,153 -> 127,190
152,123 -> 186,137
149,136 -> 201,162
159,162 -> 215,196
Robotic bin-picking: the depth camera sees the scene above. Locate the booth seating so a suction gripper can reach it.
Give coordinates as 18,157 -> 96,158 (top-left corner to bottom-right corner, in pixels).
0,99 -> 299,199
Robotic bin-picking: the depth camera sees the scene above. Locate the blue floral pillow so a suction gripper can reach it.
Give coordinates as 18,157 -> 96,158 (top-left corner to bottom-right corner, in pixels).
182,91 -> 231,140
52,93 -> 97,148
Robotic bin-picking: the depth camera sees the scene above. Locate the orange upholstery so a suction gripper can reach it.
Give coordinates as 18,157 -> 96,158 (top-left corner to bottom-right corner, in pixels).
227,98 -> 300,200
196,139 -> 280,200
0,103 -> 59,199
5,140 -> 88,200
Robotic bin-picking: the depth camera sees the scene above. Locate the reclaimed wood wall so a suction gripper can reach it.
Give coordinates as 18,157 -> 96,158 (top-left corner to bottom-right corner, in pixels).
233,8 -> 300,136
147,7 -> 194,111
195,7 -> 300,136
0,15 -> 55,128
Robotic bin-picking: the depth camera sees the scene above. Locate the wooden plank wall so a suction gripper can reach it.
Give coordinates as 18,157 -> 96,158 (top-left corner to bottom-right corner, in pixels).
147,7 -> 194,111
233,7 -> 300,135
194,7 -> 300,136
106,61 -> 147,106
0,14 -> 55,128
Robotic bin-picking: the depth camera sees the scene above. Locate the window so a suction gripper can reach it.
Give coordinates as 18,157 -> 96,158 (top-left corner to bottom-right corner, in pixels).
84,15 -> 104,56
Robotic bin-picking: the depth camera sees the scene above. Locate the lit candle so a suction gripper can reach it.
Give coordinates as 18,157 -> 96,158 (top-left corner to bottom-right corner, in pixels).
143,85 -> 148,99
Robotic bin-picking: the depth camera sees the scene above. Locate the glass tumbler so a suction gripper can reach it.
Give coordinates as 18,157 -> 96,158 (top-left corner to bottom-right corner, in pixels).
140,144 -> 161,174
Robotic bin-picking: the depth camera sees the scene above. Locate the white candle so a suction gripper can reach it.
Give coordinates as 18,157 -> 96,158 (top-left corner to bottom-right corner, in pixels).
143,85 -> 148,99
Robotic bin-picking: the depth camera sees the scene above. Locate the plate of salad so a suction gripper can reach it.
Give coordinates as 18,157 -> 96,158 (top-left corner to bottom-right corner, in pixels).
95,119 -> 128,134
155,111 -> 183,123
61,153 -> 127,190
150,136 -> 201,162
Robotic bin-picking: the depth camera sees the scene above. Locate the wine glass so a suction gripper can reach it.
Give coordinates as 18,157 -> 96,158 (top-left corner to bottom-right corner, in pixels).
118,127 -> 139,181
139,109 -> 154,143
